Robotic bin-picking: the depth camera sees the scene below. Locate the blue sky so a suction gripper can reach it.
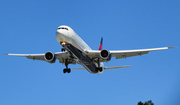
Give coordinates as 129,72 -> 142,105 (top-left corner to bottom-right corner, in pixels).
0,0 -> 179,105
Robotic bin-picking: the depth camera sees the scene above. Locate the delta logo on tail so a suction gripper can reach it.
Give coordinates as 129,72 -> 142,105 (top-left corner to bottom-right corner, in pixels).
99,37 -> 103,50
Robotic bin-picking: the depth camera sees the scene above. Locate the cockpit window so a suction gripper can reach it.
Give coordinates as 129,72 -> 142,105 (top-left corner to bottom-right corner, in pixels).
58,27 -> 68,30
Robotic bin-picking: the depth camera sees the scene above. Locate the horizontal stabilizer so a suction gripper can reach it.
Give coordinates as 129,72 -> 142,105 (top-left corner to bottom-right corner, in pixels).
72,68 -> 85,70
72,65 -> 132,70
104,65 -> 132,70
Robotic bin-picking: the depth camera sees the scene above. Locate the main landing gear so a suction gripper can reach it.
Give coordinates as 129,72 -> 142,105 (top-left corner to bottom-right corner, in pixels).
63,59 -> 71,73
95,67 -> 103,72
61,48 -> 66,52
95,58 -> 103,72
63,68 -> 71,73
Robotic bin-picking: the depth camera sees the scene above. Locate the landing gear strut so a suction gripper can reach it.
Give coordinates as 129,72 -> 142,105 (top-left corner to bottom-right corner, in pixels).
63,59 -> 71,73
95,58 -> 103,72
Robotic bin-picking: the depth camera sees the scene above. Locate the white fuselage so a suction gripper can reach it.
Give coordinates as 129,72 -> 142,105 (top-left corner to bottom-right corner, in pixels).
56,25 -> 104,73
56,25 -> 91,52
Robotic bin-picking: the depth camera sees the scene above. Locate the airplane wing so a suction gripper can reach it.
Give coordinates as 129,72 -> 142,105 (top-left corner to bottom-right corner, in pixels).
6,52 -> 76,64
86,47 -> 174,61
110,47 -> 175,59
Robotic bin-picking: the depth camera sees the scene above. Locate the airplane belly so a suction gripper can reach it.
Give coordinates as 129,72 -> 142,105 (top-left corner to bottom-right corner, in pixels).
63,43 -> 98,74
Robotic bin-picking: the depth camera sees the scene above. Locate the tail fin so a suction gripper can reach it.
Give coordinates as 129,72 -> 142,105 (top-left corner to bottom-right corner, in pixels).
98,37 -> 103,50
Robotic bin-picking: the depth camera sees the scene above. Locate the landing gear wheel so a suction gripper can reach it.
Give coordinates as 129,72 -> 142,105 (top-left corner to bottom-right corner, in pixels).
95,67 -> 103,72
61,48 -> 65,52
63,68 -> 71,73
63,69 -> 66,73
67,68 -> 71,73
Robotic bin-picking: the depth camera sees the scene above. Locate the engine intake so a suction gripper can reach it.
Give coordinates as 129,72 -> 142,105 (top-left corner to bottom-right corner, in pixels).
100,49 -> 111,61
44,52 -> 56,63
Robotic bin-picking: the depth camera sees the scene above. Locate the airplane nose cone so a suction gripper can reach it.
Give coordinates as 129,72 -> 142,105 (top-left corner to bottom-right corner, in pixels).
56,30 -> 63,36
56,29 -> 69,37
56,29 -> 69,43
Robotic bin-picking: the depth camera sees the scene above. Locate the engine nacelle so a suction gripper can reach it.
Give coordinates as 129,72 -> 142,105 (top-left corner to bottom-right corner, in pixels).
44,52 -> 56,63
100,49 -> 111,61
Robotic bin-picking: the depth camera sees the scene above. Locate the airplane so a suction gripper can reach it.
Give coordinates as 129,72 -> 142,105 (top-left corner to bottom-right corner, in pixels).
6,25 -> 175,74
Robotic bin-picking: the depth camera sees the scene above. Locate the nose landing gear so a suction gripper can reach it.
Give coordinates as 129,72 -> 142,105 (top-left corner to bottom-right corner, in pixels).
60,42 -> 66,52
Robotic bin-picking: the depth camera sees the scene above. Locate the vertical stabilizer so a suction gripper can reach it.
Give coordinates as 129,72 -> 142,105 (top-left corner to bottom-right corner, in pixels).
99,37 -> 103,50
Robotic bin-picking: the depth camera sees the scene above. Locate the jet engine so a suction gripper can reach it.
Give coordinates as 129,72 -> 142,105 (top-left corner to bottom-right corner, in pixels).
44,52 -> 56,63
100,49 -> 111,61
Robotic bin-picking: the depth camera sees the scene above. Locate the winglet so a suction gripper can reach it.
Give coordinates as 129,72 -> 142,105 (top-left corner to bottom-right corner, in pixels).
98,37 -> 103,50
